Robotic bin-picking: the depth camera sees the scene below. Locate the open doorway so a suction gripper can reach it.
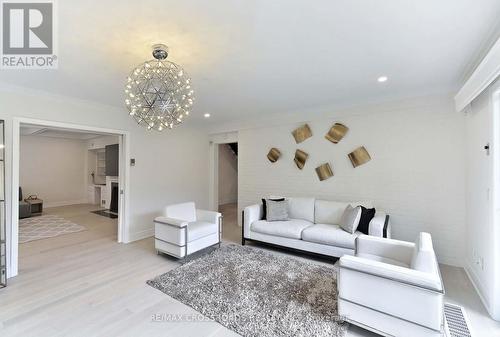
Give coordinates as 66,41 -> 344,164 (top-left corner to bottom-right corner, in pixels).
217,143 -> 239,243
8,118 -> 129,278
17,125 -> 121,274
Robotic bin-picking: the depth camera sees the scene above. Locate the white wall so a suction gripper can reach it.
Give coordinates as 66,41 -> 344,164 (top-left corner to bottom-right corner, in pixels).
232,96 -> 466,266
464,80 -> 500,319
1,87 -> 210,277
218,144 -> 238,205
20,135 -> 88,207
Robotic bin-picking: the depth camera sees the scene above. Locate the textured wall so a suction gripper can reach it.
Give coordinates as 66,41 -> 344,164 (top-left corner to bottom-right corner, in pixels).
238,99 -> 466,266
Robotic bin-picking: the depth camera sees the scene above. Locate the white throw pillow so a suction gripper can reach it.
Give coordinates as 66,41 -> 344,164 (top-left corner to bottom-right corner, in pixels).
339,205 -> 362,234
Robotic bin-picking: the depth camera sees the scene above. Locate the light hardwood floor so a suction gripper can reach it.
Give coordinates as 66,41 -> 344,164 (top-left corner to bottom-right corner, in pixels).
0,203 -> 499,337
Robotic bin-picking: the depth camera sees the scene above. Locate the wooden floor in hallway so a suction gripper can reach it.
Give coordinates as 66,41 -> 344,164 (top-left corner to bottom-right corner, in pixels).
0,203 -> 498,336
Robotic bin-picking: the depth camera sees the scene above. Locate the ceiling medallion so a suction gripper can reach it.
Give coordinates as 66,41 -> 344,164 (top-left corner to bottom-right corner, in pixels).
124,44 -> 194,131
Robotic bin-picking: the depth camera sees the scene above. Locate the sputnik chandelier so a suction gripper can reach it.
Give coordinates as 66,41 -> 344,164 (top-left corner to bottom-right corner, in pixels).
125,44 -> 194,131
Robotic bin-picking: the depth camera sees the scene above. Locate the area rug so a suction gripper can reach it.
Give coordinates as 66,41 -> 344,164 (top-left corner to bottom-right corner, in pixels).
19,215 -> 86,243
147,244 -> 347,337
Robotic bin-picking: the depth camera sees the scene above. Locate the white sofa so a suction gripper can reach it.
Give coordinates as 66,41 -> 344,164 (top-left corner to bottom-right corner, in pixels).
242,197 -> 390,258
339,233 -> 444,337
154,202 -> 222,259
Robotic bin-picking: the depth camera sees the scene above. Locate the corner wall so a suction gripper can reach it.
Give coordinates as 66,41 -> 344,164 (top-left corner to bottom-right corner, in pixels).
20,135 -> 88,207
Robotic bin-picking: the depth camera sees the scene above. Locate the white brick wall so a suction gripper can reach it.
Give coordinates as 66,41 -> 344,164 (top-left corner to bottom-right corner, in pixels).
237,99 -> 466,266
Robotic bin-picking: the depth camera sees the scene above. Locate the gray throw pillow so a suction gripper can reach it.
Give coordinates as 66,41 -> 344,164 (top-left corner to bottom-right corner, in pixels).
339,205 -> 362,234
266,199 -> 289,221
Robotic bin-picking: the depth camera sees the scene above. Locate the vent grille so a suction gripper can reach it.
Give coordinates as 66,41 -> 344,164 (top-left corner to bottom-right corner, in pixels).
444,303 -> 472,337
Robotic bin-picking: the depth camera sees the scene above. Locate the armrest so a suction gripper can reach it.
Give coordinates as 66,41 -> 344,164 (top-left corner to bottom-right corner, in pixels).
243,204 -> 263,237
368,212 -> 390,238
340,255 -> 443,292
154,216 -> 188,228
196,209 -> 222,224
356,235 -> 415,265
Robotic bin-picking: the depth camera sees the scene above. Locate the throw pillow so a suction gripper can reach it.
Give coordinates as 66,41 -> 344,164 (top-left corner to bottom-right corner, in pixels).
262,198 -> 285,220
339,205 -> 362,234
266,199 -> 289,221
357,206 -> 376,235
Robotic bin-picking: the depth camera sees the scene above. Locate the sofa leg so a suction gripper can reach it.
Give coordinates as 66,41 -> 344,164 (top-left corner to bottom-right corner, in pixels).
241,238 -> 246,246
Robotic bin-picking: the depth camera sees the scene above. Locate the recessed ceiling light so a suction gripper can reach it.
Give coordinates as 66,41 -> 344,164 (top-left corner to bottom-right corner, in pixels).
204,113 -> 211,118
377,76 -> 388,83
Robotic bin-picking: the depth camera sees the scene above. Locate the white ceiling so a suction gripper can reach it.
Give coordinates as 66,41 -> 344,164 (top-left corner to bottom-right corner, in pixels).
1,0 -> 500,125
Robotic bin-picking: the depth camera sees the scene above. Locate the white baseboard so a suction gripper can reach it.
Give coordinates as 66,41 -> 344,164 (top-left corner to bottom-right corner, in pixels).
127,228 -> 154,243
464,261 -> 493,318
44,199 -> 89,208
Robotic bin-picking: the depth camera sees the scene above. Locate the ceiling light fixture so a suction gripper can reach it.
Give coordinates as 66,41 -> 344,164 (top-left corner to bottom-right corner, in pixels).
125,44 -> 194,131
204,113 -> 211,118
377,76 -> 388,83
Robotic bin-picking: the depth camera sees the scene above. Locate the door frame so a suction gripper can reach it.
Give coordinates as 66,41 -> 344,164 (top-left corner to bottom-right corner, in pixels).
9,117 -> 131,278
208,132 -> 238,212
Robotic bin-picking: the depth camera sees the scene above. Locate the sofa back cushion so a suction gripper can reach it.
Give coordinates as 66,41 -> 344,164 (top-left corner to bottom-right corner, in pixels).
287,197 -> 315,222
410,232 -> 438,274
165,202 -> 197,222
315,199 -> 375,225
315,200 -> 350,225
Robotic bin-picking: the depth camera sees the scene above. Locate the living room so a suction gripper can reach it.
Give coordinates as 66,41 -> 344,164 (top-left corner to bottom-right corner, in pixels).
0,1 -> 499,337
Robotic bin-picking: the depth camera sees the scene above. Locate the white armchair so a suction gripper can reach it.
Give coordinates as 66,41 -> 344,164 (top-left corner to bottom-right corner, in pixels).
154,202 -> 222,258
338,233 -> 444,337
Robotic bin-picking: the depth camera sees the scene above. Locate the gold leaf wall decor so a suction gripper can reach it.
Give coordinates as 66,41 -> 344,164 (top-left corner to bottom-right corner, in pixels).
267,148 -> 281,163
292,124 -> 312,144
348,146 -> 371,168
315,163 -> 334,181
325,123 -> 349,144
294,149 -> 309,169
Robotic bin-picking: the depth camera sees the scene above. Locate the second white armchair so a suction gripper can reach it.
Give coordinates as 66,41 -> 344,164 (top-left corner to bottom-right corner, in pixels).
154,202 -> 222,259
338,232 -> 444,337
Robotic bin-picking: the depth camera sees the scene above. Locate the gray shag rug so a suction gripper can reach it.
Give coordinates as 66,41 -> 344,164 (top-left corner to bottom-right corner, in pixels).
147,244 -> 347,337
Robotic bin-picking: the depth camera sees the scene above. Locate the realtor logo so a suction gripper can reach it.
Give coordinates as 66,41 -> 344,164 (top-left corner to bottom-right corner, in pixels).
1,0 -> 57,69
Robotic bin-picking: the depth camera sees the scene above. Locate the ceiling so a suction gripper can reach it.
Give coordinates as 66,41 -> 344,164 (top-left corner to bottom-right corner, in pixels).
20,125 -> 108,140
1,0 -> 500,125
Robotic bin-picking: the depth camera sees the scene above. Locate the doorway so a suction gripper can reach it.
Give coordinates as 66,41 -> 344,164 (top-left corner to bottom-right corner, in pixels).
209,132 -> 240,243
8,118 -> 130,278
217,143 -> 239,243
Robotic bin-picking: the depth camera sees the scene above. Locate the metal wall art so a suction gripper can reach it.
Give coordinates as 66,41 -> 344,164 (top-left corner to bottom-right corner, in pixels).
315,163 -> 334,181
325,123 -> 349,144
294,149 -> 309,170
348,146 -> 371,168
267,148 -> 281,163
292,124 -> 312,144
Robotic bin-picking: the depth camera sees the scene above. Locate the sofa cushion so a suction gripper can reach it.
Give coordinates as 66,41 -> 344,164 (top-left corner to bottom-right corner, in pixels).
251,219 -> 313,239
314,199 -> 375,225
287,197 -> 315,222
301,224 -> 361,249
314,200 -> 350,225
165,202 -> 196,222
188,221 -> 219,242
